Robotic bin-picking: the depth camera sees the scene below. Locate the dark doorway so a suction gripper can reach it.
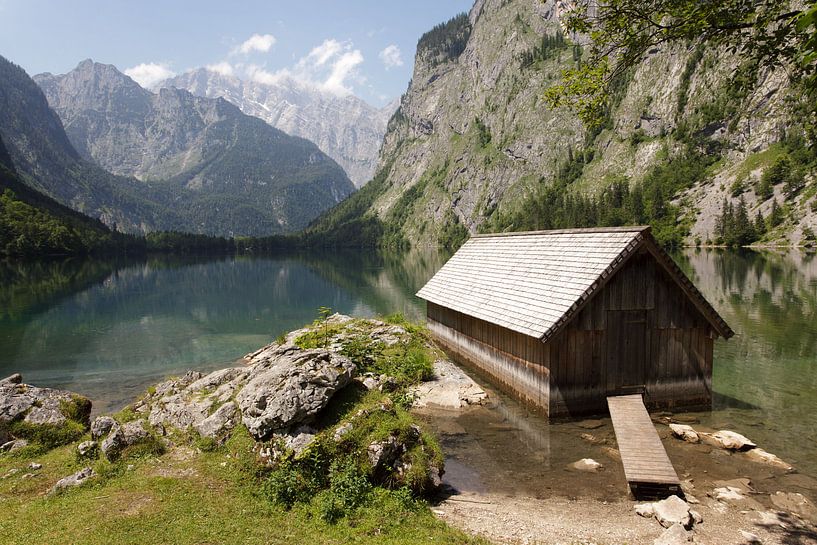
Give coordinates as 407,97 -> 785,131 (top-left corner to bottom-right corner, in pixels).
606,310 -> 648,395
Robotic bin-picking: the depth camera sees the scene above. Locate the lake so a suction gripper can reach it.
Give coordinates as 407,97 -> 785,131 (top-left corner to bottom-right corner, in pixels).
1,247 -> 815,481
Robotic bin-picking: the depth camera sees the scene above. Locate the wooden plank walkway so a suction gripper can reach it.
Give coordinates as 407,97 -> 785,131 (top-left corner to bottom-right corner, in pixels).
607,394 -> 682,499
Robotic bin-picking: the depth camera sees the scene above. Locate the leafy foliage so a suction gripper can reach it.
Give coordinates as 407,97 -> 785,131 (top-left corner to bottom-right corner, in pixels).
549,0 -> 817,127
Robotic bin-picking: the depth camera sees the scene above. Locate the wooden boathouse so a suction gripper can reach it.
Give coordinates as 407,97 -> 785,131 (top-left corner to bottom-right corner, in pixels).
417,226 -> 734,419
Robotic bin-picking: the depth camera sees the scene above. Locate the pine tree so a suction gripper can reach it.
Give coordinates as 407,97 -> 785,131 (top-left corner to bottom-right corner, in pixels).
754,210 -> 766,236
768,199 -> 785,229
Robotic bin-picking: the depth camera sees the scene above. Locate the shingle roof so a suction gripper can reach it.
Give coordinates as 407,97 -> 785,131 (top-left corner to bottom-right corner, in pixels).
416,226 -> 733,341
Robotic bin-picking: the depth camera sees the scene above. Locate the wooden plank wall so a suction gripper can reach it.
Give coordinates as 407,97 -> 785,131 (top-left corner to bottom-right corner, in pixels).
427,302 -> 550,412
548,250 -> 714,418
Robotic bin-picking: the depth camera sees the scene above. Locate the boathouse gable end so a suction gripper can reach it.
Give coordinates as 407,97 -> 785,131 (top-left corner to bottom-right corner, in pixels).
416,227 -> 733,419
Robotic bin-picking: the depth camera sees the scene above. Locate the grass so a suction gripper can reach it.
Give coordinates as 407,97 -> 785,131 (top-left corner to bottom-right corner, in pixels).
0,428 -> 478,544
0,315 -> 481,545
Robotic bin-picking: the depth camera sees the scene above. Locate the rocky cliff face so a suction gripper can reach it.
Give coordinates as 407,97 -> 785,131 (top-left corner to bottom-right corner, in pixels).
30,60 -> 356,235
163,69 -> 395,187
319,0 -> 815,247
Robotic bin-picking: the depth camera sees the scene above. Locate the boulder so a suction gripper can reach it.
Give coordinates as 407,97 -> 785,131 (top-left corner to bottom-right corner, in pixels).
277,426 -> 316,457
669,424 -> 700,443
236,348 -> 355,440
569,458 -> 603,472
0,439 -> 28,452
194,402 -> 239,440
653,495 -> 693,529
410,359 -> 487,409
49,467 -> 95,494
90,416 -> 117,440
101,421 -> 150,461
745,448 -> 792,470
148,367 -> 249,432
0,379 -> 91,428
635,503 -> 655,518
368,436 -> 404,474
28,462 -> 42,470
0,374 -> 22,385
77,440 -> 97,458
703,430 -> 756,451
654,523 -> 692,545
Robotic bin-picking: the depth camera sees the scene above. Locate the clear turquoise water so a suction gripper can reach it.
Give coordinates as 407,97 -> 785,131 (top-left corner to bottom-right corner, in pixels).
0,248 -> 815,479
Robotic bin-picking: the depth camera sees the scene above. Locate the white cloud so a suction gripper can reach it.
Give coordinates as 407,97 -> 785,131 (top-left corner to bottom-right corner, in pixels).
234,33 -> 277,55
124,62 -> 176,89
245,38 -> 364,96
378,45 -> 403,70
206,61 -> 234,77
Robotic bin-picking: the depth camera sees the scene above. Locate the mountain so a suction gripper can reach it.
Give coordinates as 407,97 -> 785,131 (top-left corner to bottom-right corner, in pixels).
0,133 -> 142,256
31,59 -> 355,236
162,68 -> 395,187
0,55 -> 177,233
310,0 -> 817,248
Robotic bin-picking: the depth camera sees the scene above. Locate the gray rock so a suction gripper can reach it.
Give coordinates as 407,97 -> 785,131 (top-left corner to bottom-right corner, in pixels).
195,402 -> 239,440
236,348 -> 355,440
77,440 -> 98,458
1,439 -> 28,452
0,381 -> 91,428
333,422 -> 353,442
0,373 -> 22,384
101,421 -> 150,461
49,467 -> 95,494
635,503 -> 655,518
28,462 -> 42,470
148,367 -> 249,432
653,495 -> 692,529
740,530 -> 762,544
578,419 -> 605,430
654,523 -> 692,545
368,436 -> 404,474
278,426 -> 316,457
90,416 -> 117,440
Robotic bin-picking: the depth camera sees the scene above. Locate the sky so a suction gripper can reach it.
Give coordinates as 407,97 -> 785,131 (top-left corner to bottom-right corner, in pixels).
0,0 -> 473,106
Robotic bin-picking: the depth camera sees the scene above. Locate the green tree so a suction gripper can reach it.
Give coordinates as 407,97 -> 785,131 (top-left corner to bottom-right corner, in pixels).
547,0 -> 817,127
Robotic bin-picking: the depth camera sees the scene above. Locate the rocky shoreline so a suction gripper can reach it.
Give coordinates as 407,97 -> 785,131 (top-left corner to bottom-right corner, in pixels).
2,314 -> 815,544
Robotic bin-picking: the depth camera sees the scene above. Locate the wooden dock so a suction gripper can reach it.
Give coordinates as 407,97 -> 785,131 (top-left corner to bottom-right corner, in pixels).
607,394 -> 681,499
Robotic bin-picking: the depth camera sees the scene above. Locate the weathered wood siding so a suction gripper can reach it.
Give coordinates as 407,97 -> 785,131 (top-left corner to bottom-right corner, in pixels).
548,250 -> 714,417
427,302 -> 550,411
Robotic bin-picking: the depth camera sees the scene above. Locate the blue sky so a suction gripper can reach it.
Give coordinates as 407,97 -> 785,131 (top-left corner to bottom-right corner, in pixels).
0,0 -> 473,106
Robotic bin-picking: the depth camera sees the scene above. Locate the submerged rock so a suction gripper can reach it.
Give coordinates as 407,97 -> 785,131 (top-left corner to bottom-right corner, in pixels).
237,348 -> 355,440
50,467 -> 95,494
